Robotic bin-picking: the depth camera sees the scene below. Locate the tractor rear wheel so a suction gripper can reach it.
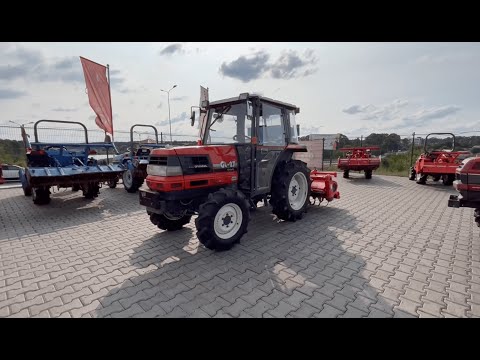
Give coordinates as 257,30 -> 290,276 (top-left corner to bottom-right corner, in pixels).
365,170 -> 372,179
108,179 -> 118,188
343,170 -> 350,179
32,187 -> 50,205
409,167 -> 416,181
442,174 -> 455,186
270,160 -> 311,222
150,212 -> 192,231
416,172 -> 427,185
432,175 -> 441,182
123,169 -> 143,193
196,188 -> 250,251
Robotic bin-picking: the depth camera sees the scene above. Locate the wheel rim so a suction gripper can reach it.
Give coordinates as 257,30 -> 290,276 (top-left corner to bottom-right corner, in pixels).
288,172 -> 308,211
213,203 -> 243,240
123,170 -> 133,188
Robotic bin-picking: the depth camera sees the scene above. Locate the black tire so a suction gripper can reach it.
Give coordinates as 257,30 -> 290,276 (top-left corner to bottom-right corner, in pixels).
22,177 -> 32,196
409,167 -> 416,181
123,169 -> 143,193
149,212 -> 192,231
343,170 -> 350,179
108,180 -> 118,189
72,184 -> 80,192
83,183 -> 100,199
442,174 -> 455,186
416,172 -> 427,185
32,187 -> 50,205
365,170 -> 372,179
475,209 -> 480,228
195,188 -> 250,251
270,160 -> 311,222
432,175 -> 441,182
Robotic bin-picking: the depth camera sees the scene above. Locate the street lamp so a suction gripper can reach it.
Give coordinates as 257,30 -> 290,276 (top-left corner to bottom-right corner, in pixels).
160,84 -> 177,144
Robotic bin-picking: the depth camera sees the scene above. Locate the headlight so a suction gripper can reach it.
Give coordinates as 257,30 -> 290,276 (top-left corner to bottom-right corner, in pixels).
147,165 -> 183,176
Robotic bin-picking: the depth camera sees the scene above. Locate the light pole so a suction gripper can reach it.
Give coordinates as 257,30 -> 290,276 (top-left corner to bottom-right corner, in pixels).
160,84 -> 177,144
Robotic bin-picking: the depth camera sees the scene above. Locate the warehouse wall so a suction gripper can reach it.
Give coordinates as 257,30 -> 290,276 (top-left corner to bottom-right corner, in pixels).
293,139 -> 324,169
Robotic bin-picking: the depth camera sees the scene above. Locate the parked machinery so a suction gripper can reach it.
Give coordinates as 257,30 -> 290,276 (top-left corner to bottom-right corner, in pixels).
19,120 -> 125,205
337,146 -> 380,179
410,133 -> 470,185
138,93 -> 340,251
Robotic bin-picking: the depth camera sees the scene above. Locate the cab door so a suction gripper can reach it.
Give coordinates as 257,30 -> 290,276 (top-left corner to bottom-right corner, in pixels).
254,102 -> 287,194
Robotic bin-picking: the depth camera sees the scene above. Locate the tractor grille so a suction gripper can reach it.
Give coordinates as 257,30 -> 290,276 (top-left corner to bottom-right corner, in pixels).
179,156 -> 211,175
149,156 -> 168,166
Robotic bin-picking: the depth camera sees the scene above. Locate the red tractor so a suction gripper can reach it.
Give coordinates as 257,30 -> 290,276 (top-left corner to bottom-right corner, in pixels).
139,92 -> 340,250
337,146 -> 380,179
448,156 -> 480,227
409,133 -> 470,185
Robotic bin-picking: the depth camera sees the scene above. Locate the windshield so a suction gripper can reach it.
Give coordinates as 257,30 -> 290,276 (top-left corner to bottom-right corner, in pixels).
204,102 -> 250,144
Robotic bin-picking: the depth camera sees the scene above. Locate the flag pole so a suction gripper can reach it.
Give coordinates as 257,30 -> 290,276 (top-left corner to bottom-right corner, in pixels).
107,64 -> 114,142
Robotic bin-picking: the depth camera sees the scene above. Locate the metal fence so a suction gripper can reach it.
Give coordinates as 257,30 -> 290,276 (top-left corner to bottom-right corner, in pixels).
0,125 -> 198,145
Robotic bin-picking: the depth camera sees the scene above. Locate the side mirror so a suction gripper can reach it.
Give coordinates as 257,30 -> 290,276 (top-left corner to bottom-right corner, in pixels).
190,111 -> 196,126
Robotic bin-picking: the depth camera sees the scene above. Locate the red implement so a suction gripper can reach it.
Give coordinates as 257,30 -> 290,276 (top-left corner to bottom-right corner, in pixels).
337,146 -> 380,179
310,169 -> 340,204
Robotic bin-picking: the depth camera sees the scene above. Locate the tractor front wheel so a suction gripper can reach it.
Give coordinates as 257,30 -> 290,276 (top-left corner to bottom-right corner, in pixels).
20,171 -> 32,196
32,187 -> 50,205
416,172 -> 427,185
409,167 -> 416,181
474,209 -> 480,228
442,174 -> 455,186
365,170 -> 372,179
270,160 -> 311,222
343,170 -> 350,179
196,188 -> 250,251
123,169 -> 143,193
432,175 -> 441,182
150,212 -> 192,231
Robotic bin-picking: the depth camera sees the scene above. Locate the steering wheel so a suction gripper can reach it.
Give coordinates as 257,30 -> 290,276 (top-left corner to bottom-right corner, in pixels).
233,134 -> 251,142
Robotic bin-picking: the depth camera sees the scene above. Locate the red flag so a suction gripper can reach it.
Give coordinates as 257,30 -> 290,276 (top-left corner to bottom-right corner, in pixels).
199,86 -> 209,137
80,56 -> 113,136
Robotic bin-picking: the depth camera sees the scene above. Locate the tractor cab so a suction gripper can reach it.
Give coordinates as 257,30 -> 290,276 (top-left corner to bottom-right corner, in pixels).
190,93 -> 304,197
196,93 -> 300,146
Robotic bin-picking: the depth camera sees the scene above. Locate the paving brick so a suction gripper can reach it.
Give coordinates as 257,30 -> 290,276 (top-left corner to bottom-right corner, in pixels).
289,303 -> 320,318
245,300 -> 275,317
340,305 -> 368,318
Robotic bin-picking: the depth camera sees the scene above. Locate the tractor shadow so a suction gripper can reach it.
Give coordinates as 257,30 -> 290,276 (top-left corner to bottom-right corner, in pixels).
409,181 -> 458,194
342,175 -> 403,188
93,203 -> 399,318
0,186 -> 144,241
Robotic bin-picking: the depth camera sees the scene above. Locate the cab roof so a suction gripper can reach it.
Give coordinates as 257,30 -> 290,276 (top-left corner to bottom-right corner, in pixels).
208,93 -> 299,112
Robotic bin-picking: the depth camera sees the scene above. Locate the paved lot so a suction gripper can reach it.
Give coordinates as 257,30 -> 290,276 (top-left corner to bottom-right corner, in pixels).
0,174 -> 479,318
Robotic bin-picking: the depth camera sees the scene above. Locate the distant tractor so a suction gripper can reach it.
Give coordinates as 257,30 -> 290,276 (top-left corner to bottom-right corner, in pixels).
409,133 -> 470,185
448,156 -> 480,227
138,93 -> 340,251
337,146 -> 380,179
116,124 -> 165,193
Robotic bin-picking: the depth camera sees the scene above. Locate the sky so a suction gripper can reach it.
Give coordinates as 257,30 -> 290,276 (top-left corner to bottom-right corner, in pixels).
1,42 -> 479,140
